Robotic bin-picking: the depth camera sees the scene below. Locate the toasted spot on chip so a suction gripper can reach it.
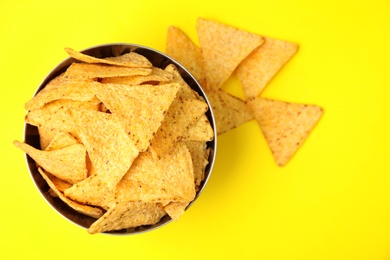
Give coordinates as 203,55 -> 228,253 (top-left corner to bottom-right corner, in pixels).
149,97 -> 208,158
64,109 -> 139,208
196,17 -> 264,90
248,97 -> 323,167
13,140 -> 88,184
88,202 -> 166,234
166,26 -> 207,87
89,82 -> 180,152
65,48 -> 152,68
116,142 -> 195,203
236,37 -> 298,99
24,73 -> 98,111
38,168 -> 103,219
206,89 -> 254,135
64,63 -> 152,79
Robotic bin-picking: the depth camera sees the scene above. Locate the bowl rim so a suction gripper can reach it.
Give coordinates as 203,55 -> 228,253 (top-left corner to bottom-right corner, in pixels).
23,43 -> 217,235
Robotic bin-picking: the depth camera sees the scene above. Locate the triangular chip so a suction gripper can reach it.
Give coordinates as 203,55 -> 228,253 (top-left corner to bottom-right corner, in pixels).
196,17 -> 264,90
149,96 -> 208,158
45,131 -> 79,151
180,115 -> 214,142
166,26 -> 207,87
206,89 -> 254,135
88,202 -> 166,234
89,83 -> 180,152
65,48 -> 152,68
248,97 -> 323,166
64,63 -> 152,79
24,73 -> 98,111
235,37 -> 298,99
13,140 -> 88,184
116,142 -> 196,203
64,109 -> 139,208
184,140 -> 210,188
38,168 -> 103,219
164,64 -> 201,100
101,67 -> 173,85
164,201 -> 190,221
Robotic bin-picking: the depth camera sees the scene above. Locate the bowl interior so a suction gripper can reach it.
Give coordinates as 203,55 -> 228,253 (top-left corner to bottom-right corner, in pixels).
24,43 -> 216,234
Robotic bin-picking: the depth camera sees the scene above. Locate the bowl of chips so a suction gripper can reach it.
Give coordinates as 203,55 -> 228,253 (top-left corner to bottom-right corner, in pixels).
16,43 -> 216,234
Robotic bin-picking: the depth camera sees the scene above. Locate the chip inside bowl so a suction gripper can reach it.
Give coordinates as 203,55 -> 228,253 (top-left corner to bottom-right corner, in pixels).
15,45 -> 216,234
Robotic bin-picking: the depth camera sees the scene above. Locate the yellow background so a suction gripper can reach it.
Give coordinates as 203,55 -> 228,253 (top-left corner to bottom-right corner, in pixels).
1,0 -> 390,259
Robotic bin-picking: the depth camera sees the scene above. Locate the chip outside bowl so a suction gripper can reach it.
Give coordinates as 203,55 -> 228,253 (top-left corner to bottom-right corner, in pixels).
24,43 -> 217,235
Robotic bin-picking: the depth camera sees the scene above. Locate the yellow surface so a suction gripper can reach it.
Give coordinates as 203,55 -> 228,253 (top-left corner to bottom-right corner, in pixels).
1,0 -> 390,259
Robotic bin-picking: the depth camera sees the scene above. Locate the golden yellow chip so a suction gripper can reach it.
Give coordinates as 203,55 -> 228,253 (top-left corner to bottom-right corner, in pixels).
196,17 -> 264,90
38,168 -> 103,219
101,67 -> 173,85
64,63 -> 152,79
248,97 -> 323,167
184,140 -> 210,188
149,97 -> 208,159
163,201 -> 190,221
166,26 -> 207,87
89,82 -> 180,152
116,142 -> 195,203
64,109 -> 139,208
13,140 -> 88,184
45,131 -> 79,151
24,73 -> 98,111
235,37 -> 298,99
180,115 -> 214,142
65,47 -> 152,68
206,89 -> 254,135
38,126 -> 57,150
164,64 -> 201,100
88,202 -> 166,234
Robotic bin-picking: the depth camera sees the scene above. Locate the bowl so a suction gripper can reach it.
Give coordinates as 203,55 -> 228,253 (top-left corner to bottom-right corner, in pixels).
23,43 -> 217,234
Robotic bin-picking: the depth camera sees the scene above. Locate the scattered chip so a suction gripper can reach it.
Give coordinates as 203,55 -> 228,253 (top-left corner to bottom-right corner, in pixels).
65,47 -> 152,68
14,140 -> 88,184
235,37 -> 298,99
248,97 -> 323,166
206,89 -> 254,135
196,17 -> 264,90
166,26 -> 207,87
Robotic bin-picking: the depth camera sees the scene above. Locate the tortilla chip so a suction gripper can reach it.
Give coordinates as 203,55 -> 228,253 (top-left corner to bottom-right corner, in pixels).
38,168 -> 103,219
64,63 -> 152,79
13,140 -> 88,184
184,140 -> 210,187
164,64 -> 201,100
196,17 -> 264,90
89,82 -> 180,152
149,97 -> 208,158
164,201 -> 190,221
38,126 -> 56,150
101,67 -> 173,85
24,73 -> 98,111
116,142 -> 195,203
180,115 -> 214,142
206,89 -> 254,135
64,109 -> 139,208
88,202 -> 166,234
236,37 -> 298,99
248,97 -> 323,166
45,132 -> 79,151
166,26 -> 207,87
65,48 -> 152,68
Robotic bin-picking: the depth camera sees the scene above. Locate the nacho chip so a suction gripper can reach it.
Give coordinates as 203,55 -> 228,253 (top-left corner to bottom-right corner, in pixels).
149,97 -> 208,158
89,82 -> 180,152
248,97 -> 323,166
13,140 -> 88,184
101,67 -> 173,85
45,131 -> 79,151
38,126 -> 56,150
206,89 -> 254,135
38,168 -> 103,218
88,202 -> 166,234
116,142 -> 195,203
236,37 -> 298,99
164,201 -> 190,221
64,109 -> 139,208
64,63 -> 152,79
180,115 -> 214,142
65,47 -> 152,68
184,140 -> 210,188
166,26 -> 207,87
24,73 -> 98,111
196,17 -> 264,90
164,64 -> 201,100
